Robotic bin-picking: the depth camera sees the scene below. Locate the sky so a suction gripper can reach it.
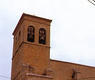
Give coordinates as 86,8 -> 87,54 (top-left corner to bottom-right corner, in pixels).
0,0 -> 95,79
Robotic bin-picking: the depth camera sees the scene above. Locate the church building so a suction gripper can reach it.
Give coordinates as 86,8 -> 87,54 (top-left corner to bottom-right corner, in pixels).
11,13 -> 95,80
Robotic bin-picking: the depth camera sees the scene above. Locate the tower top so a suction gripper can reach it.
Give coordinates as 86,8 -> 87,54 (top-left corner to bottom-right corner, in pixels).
11,13 -> 52,78
13,13 -> 52,35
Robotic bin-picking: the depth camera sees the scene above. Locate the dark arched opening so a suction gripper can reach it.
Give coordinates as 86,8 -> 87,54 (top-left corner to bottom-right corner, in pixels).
39,28 -> 46,44
27,26 -> 35,42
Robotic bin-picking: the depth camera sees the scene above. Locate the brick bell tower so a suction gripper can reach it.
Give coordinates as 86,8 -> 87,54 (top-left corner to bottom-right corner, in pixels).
11,13 -> 52,80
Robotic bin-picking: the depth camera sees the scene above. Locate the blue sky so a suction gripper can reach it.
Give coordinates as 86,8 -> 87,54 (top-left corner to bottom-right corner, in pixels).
0,0 -> 95,79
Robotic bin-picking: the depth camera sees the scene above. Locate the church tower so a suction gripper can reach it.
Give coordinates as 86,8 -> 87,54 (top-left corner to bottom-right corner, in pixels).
11,13 -> 52,80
